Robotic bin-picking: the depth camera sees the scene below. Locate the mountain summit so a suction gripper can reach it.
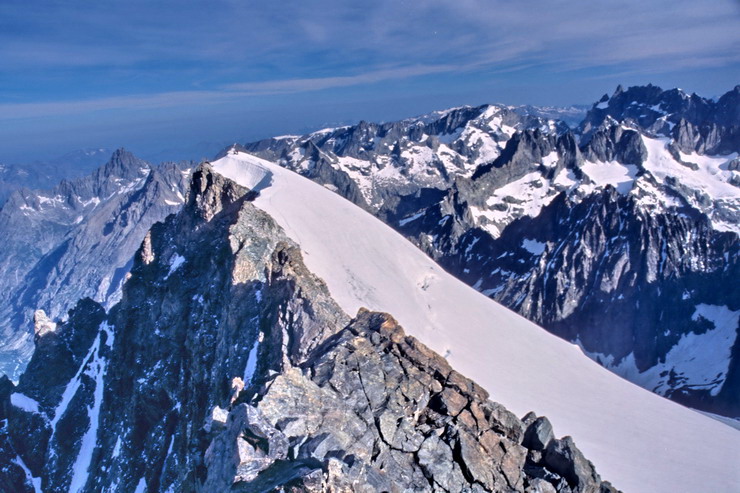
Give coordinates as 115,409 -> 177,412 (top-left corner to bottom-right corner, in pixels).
1,152 -> 737,492
0,149 -> 192,378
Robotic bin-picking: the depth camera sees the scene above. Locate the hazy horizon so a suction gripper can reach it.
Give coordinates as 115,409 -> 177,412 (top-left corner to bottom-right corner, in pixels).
1,0 -> 738,164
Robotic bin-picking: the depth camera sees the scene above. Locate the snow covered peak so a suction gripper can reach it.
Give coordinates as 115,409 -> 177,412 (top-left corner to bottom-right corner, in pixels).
211,150 -> 740,493
212,148 -> 273,193
241,103 -> 566,211
637,136 -> 740,233
579,84 -> 737,149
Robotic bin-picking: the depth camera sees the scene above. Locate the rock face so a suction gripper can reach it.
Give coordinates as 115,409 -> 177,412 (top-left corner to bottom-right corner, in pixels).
243,84 -> 740,418
438,189 -> 740,416
0,166 -> 616,492
0,149 -> 192,379
579,84 -> 739,155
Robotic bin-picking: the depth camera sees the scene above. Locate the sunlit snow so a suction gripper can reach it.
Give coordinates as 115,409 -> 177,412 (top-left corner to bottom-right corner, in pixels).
165,254 -> 186,279
521,238 -> 546,256
212,150 -> 740,493
134,477 -> 147,493
243,334 -> 261,384
12,455 -> 42,493
68,333 -> 108,493
581,161 -> 638,194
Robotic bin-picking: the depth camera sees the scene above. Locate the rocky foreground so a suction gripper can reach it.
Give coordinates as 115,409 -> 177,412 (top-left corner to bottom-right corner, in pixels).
0,166 -> 615,492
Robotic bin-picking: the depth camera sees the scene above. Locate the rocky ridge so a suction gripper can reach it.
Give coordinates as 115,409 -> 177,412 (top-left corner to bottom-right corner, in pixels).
244,104 -> 568,211
579,84 -> 739,155
0,165 -> 615,492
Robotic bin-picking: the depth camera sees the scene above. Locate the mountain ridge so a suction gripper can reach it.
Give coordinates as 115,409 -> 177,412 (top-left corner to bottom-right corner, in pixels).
0,83 -> 736,418
240,84 -> 739,417
0,163 -> 620,492
209,150 -> 739,492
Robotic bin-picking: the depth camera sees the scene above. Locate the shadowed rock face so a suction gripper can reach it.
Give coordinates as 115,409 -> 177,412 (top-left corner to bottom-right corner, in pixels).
436,189 -> 740,417
0,166 -> 616,493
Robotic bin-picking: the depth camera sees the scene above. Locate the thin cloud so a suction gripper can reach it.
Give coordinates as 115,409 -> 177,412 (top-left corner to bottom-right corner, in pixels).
0,0 -> 738,160
0,91 -> 233,120
0,64 -> 464,119
225,65 -> 467,94
2,0 -> 737,75
0,58 -> 552,121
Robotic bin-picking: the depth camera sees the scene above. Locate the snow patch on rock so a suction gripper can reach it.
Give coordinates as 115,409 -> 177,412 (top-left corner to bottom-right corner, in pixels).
10,393 -> 41,415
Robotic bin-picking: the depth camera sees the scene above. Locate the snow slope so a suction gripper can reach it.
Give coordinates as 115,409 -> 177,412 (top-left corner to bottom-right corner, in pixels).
212,150 -> 740,493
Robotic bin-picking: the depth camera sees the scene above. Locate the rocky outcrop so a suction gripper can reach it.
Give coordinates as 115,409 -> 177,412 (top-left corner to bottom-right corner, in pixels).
0,165 -> 616,492
204,309 -> 616,492
581,125 -> 646,165
32,310 -> 56,339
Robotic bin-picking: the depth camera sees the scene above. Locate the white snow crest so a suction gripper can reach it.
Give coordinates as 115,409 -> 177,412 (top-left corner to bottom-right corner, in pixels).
640,136 -> 739,233
134,477 -> 147,493
521,238 -> 546,256
112,436 -> 122,458
541,151 -> 559,168
688,304 -> 739,395
581,160 -> 637,194
165,254 -> 186,279
100,321 -> 115,349
243,332 -> 263,384
478,172 -> 561,234
49,333 -> 102,445
398,211 -> 424,226
583,304 -> 738,399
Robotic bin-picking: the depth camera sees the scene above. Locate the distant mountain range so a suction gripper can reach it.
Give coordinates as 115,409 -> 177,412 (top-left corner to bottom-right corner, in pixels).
1,150 -> 735,493
241,84 -> 740,417
0,150 -> 192,377
0,149 -> 112,206
0,142 -> 233,208
0,85 -> 737,420
0,85 -> 737,493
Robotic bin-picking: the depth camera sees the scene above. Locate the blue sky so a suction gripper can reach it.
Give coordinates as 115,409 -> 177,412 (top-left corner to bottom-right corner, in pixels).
1,0 -> 738,163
